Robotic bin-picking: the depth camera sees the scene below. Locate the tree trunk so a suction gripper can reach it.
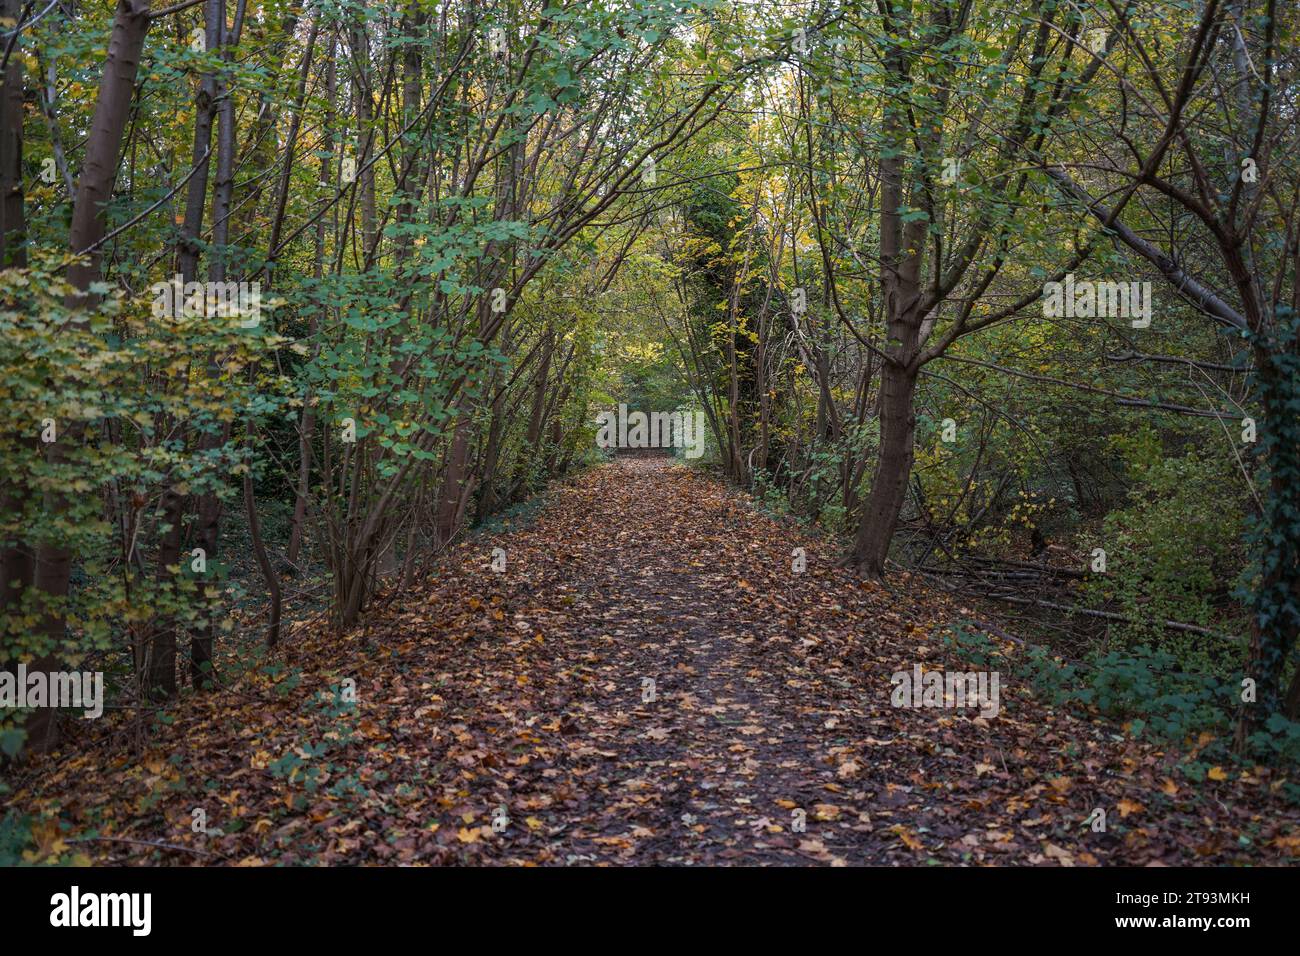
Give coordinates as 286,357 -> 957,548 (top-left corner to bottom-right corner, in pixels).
0,0 -> 39,749
65,0 -> 151,297
288,51 -> 336,568
146,487 -> 183,699
0,0 -> 33,618
435,410 -> 473,547
348,12 -> 377,256
174,0 -> 219,283
851,363 -> 918,575
244,421 -> 281,647
1235,351 -> 1300,748
146,0 -> 220,697
0,0 -> 27,270
848,29 -> 923,577
477,367 -> 508,516
25,0 -> 151,755
190,0 -> 234,688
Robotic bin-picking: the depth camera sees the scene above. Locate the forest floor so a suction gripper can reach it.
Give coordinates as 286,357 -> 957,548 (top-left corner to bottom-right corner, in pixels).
9,459 -> 1300,865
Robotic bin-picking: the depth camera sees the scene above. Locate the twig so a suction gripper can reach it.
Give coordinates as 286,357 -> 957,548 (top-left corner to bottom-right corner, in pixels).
68,835 -> 221,858
149,0 -> 204,19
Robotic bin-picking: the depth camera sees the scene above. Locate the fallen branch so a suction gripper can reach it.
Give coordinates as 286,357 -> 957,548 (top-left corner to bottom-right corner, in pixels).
68,835 -> 220,858
976,593 -> 1240,642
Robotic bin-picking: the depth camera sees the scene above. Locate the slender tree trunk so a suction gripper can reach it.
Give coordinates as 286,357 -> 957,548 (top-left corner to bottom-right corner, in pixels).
174,0 -> 219,283
288,52 -> 336,568
0,0 -> 27,270
851,363 -> 918,575
348,11 -> 377,255
244,422 -> 280,647
190,0 -> 233,688
1235,351 -> 1300,746
515,330 -> 553,491
755,311 -> 769,474
65,0 -> 151,296
726,316 -> 743,480
25,0 -> 151,754
147,489 -> 183,698
142,0 -> 221,697
0,0 -> 33,620
849,28 -> 923,576
435,409 -> 473,546
0,0 -> 38,738
242,17 -> 317,643
724,198 -> 759,483
34,54 -> 74,196
477,353 -> 509,517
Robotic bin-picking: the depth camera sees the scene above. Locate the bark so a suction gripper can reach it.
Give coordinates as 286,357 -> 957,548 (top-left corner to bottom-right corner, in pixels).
1235,351 -> 1300,748
244,422 -> 280,647
851,363 -> 918,575
434,409 -> 473,547
146,487 -> 184,699
174,0 -> 220,283
25,0 -> 152,755
755,308 -> 769,474
145,0 -> 221,698
848,24 -> 925,576
35,54 -> 74,196
0,0 -> 33,619
243,18 -> 317,636
65,0 -> 152,296
0,0 -> 27,269
288,53 -> 336,568
476,364 -> 508,517
190,0 -> 234,688
516,330 -> 553,488
348,11 -> 377,256
0,0 -> 37,742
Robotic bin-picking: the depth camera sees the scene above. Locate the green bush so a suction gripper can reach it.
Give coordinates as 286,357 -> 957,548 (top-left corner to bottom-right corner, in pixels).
943,623 -> 1300,771
1080,435 -> 1249,675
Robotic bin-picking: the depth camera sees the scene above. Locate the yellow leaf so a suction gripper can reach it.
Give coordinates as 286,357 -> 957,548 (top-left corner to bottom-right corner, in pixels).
1117,798 -> 1144,818
892,825 -> 924,851
1272,833 -> 1300,854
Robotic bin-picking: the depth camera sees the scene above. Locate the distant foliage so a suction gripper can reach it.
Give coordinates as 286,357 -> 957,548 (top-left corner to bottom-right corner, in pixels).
1080,434 -> 1249,674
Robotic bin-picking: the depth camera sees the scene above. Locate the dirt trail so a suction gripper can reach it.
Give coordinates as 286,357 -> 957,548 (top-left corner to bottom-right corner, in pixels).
11,459 -> 1297,865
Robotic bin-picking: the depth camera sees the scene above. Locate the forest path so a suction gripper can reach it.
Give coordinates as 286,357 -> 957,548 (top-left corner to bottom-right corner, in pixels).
466,457 -> 893,864
342,458 -> 1280,865
14,460 -> 1293,865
